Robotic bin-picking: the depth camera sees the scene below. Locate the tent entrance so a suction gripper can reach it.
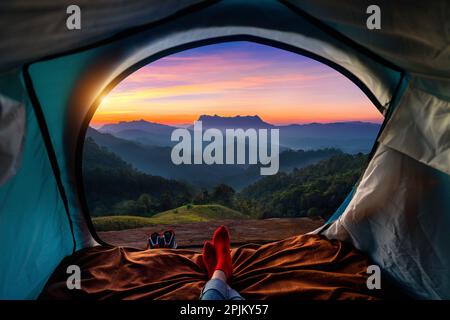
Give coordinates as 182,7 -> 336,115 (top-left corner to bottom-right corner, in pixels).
82,41 -> 383,249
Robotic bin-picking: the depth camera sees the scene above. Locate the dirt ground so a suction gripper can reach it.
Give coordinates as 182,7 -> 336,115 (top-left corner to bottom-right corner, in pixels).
98,217 -> 325,250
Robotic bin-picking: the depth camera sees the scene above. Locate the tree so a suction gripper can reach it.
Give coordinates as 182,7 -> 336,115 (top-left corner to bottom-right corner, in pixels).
193,190 -> 210,205
212,184 -> 235,206
307,207 -> 320,218
238,153 -> 368,220
112,200 -> 145,215
160,191 -> 174,211
137,193 -> 158,215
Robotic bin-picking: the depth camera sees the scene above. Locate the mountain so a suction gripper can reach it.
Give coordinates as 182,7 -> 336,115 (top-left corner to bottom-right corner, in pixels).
98,119 -> 176,147
86,126 -> 130,148
191,114 -> 273,130
278,121 -> 380,153
96,117 -> 381,154
85,115 -> 380,189
85,127 -> 341,190
87,127 -> 180,178
238,153 -> 368,219
221,148 -> 342,189
87,127 -> 248,188
83,136 -> 132,171
82,137 -> 193,216
83,138 -> 368,223
100,119 -> 175,134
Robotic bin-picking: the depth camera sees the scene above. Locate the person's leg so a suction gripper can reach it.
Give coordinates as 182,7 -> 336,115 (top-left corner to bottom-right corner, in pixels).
229,287 -> 245,300
200,273 -> 228,300
201,244 -> 227,300
212,226 -> 233,282
200,270 -> 244,300
200,279 -> 228,300
202,240 -> 216,279
199,226 -> 244,300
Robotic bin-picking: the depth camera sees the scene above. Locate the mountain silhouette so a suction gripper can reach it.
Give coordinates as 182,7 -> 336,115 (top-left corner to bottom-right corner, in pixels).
100,119 -> 175,134
93,115 -> 381,153
193,114 -> 273,130
98,119 -> 176,147
86,126 -> 343,190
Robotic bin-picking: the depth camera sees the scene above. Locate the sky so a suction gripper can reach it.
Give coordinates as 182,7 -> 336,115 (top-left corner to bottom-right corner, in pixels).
92,41 -> 382,127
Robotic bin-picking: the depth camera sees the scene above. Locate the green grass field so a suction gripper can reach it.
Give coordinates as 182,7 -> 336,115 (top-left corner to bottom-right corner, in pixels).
92,204 -> 248,231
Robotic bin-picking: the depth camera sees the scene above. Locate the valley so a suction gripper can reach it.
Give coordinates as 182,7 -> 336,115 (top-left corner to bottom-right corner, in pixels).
87,115 -> 379,189
83,115 -> 377,247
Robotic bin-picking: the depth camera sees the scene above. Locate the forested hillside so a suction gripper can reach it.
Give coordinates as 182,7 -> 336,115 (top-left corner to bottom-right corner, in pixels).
83,137 -> 193,216
83,137 -> 367,221
237,153 -> 367,219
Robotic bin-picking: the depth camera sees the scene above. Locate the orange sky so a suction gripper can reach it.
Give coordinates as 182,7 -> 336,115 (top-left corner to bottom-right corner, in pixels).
92,42 -> 382,127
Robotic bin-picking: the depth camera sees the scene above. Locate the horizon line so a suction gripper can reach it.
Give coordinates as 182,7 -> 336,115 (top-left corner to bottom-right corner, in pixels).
90,115 -> 383,129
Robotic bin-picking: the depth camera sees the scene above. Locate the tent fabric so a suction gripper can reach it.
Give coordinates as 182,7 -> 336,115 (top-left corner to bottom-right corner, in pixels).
0,0 -> 448,300
0,94 -> 25,185
322,72 -> 450,299
379,80 -> 450,175
323,143 -> 450,299
288,0 -> 450,78
0,1 -> 448,78
0,0 -> 203,73
39,234 -> 405,300
27,51 -> 101,251
0,71 -> 74,299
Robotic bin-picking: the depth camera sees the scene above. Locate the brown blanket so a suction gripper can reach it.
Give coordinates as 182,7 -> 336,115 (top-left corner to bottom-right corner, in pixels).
40,234 -> 403,300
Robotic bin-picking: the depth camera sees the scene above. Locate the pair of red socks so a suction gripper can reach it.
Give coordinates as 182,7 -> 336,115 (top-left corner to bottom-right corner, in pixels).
202,225 -> 233,283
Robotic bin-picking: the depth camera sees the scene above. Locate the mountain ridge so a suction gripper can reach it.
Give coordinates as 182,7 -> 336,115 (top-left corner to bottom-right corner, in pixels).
98,116 -> 381,132
86,127 -> 344,190
93,115 -> 380,154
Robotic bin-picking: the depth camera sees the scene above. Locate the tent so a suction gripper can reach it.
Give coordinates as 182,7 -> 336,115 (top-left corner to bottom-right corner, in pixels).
0,0 -> 448,300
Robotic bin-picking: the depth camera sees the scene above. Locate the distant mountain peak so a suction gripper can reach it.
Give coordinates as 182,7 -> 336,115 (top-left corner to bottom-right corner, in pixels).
196,114 -> 272,129
283,121 -> 381,128
198,114 -> 262,120
99,119 -> 175,134
121,119 -> 150,124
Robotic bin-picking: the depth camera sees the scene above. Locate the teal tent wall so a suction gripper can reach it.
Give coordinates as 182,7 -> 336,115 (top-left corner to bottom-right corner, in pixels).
28,50 -> 104,251
0,71 -> 74,299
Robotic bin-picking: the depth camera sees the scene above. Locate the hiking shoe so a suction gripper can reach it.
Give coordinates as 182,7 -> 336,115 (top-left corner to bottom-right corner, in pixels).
148,232 -> 164,249
147,230 -> 177,249
163,230 -> 177,249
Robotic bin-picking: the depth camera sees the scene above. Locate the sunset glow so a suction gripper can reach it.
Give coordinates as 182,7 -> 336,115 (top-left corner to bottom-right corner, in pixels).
92,42 -> 383,127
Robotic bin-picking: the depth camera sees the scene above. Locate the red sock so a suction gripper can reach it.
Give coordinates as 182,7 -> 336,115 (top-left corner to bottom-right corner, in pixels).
212,225 -> 233,283
202,240 -> 216,279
